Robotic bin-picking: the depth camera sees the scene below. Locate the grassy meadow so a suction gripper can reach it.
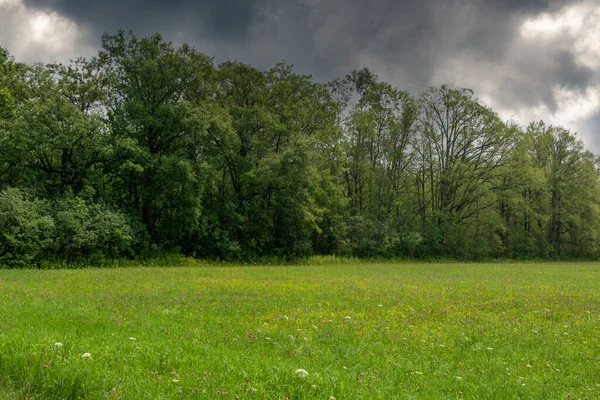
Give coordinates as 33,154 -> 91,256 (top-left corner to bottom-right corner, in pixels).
0,262 -> 599,399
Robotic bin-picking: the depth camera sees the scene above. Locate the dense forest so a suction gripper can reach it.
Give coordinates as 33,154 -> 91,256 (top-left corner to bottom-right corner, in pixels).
1,31 -> 599,266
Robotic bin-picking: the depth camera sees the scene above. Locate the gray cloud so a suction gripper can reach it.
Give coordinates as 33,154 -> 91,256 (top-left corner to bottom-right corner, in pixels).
7,0 -> 600,150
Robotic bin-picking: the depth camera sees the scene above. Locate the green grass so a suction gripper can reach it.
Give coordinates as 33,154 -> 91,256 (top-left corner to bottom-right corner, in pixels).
0,262 -> 599,399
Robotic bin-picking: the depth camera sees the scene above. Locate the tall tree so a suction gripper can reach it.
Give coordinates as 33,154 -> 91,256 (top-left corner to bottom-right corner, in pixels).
200,61 -> 338,259
526,122 -> 600,257
8,60 -> 112,196
332,68 -> 418,256
99,31 -> 215,247
414,85 -> 512,256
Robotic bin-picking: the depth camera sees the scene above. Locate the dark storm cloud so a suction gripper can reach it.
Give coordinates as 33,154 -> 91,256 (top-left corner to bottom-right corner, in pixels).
20,0 -> 574,71
22,0 -> 263,42
18,0 -> 599,137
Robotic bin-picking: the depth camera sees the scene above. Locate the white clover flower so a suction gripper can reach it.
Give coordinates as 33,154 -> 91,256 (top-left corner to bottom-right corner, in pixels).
81,353 -> 91,358
54,342 -> 63,347
295,369 -> 308,378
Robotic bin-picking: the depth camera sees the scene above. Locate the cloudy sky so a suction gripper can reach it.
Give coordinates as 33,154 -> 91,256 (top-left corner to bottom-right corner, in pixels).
1,0 -> 599,150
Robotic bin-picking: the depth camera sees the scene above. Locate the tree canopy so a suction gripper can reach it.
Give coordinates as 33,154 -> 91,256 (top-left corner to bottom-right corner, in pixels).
1,33 -> 599,266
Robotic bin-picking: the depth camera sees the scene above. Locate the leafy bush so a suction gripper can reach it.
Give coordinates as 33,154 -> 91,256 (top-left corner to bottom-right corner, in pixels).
0,188 -> 54,268
52,197 -> 134,262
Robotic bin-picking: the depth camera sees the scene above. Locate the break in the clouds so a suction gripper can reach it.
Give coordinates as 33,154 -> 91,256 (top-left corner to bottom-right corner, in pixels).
2,0 -> 599,150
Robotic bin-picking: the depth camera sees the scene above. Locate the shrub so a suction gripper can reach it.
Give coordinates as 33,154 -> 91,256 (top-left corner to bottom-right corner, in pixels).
0,188 -> 54,268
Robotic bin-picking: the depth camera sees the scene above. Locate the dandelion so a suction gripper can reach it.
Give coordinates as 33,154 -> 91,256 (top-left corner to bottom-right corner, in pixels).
54,342 -> 63,347
295,369 -> 308,378
81,353 -> 91,358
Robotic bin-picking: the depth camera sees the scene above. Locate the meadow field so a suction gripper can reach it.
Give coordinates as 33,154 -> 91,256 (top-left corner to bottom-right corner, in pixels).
0,262 -> 599,399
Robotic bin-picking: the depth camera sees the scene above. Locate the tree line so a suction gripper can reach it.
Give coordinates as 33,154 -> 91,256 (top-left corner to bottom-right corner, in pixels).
1,31 -> 599,267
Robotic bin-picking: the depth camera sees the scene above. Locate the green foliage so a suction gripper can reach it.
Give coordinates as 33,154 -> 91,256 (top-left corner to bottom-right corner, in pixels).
52,196 -> 134,262
1,34 -> 600,264
99,31 -> 214,249
0,188 -> 54,268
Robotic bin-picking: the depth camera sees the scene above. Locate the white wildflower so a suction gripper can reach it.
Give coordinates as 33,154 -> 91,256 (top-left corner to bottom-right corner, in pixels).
295,369 -> 308,378
81,353 -> 91,358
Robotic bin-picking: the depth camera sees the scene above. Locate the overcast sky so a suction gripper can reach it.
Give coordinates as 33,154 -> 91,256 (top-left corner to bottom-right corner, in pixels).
1,0 -> 599,151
